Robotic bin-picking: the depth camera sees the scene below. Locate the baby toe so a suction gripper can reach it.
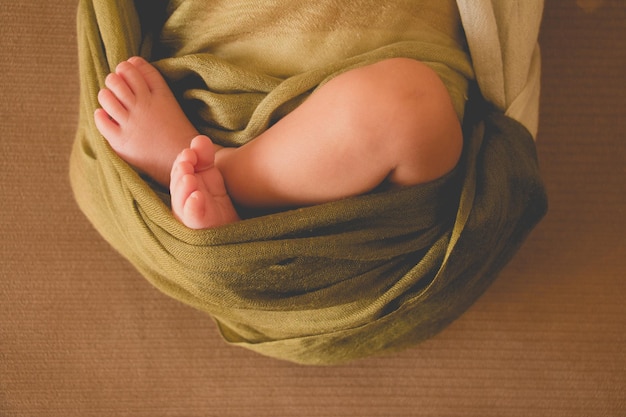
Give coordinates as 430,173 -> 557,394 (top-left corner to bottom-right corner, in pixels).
116,60 -> 149,97
189,136 -> 216,170
127,56 -> 170,93
171,173 -> 198,219
94,108 -> 121,140
104,73 -> 135,109
97,88 -> 127,123
182,191 -> 208,229
170,156 -> 194,191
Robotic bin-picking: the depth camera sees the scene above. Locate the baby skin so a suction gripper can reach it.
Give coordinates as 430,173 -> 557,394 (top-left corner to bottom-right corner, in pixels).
95,56 -> 463,229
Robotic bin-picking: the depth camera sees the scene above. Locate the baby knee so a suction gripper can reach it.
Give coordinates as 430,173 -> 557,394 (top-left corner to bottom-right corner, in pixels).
347,58 -> 463,184
316,58 -> 462,184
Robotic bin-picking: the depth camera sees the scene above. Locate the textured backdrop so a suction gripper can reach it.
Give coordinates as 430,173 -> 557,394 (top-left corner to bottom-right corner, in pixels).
1,1 -> 625,416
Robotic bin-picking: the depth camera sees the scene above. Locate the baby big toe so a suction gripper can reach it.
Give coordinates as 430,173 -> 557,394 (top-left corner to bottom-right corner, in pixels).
190,136 -> 216,170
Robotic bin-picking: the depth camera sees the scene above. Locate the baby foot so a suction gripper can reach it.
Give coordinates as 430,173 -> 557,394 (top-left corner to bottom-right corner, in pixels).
94,56 -> 200,186
170,135 -> 240,229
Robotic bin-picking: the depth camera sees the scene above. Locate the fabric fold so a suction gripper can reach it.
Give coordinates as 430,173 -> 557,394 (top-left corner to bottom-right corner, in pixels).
456,0 -> 544,137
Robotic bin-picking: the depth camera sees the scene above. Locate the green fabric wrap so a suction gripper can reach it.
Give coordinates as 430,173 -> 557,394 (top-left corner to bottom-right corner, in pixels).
70,0 -> 547,364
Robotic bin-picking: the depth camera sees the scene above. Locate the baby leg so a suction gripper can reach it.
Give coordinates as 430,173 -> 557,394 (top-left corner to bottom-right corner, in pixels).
216,58 -> 463,209
94,57 -> 200,186
170,57 -> 462,230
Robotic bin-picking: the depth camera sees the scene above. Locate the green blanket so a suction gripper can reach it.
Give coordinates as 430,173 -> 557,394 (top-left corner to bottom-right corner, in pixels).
70,0 -> 547,365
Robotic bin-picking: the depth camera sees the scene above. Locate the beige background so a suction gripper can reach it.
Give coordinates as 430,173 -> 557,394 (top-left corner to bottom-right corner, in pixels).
1,1 -> 624,416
